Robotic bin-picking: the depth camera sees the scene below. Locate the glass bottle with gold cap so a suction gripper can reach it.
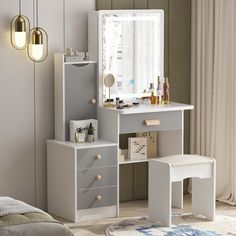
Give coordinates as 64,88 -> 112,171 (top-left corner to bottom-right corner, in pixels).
149,83 -> 156,105
156,76 -> 162,104
163,77 -> 170,104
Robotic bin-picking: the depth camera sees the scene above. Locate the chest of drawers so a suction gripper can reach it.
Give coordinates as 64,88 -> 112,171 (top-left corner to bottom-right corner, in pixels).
47,140 -> 118,222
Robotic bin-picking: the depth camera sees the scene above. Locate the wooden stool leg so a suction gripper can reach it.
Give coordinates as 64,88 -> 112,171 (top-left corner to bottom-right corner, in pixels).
192,162 -> 215,220
149,161 -> 171,226
172,181 -> 183,209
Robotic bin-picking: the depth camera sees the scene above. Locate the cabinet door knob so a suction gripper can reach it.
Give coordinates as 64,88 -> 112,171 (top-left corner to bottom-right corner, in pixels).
95,154 -> 102,160
96,195 -> 102,201
90,98 -> 97,104
95,175 -> 102,180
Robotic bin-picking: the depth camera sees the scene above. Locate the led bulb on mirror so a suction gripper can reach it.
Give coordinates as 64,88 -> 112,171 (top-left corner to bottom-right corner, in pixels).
14,32 -> 26,48
31,44 -> 44,61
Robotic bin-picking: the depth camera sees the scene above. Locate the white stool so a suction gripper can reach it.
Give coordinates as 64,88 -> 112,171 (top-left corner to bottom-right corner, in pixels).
148,154 -> 215,226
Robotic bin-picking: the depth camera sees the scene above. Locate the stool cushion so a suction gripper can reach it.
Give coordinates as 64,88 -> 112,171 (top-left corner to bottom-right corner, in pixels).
155,154 -> 213,167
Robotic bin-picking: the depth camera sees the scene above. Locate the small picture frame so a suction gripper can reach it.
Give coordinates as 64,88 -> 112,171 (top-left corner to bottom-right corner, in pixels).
128,137 -> 147,161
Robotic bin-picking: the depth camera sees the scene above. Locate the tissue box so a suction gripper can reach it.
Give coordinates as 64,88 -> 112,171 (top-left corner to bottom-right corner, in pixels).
70,119 -> 98,142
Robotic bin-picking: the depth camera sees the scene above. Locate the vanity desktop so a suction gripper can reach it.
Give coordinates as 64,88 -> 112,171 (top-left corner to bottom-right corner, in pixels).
47,10 -> 193,222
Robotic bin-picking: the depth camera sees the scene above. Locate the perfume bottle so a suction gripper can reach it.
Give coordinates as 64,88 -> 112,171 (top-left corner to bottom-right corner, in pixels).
116,97 -> 120,109
156,76 -> 162,104
163,77 -> 170,104
149,83 -> 156,105
87,123 -> 95,143
166,77 -> 170,103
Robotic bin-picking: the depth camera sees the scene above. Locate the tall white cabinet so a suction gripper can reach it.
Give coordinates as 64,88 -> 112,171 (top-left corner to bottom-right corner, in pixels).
47,54 -> 119,222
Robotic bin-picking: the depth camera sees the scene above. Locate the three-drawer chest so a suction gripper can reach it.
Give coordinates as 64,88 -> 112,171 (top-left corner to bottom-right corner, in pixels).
47,140 -> 118,222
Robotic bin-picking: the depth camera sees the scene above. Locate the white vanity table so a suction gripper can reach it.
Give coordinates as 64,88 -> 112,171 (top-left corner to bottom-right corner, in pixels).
47,10 -> 193,222
98,102 -> 193,214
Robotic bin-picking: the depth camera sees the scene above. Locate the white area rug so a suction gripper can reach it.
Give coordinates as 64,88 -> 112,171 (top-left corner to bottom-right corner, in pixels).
69,213 -> 236,236
106,216 -> 222,236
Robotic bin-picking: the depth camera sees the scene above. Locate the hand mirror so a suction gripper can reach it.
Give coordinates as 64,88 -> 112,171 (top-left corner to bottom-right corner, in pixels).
104,74 -> 115,106
104,74 -> 115,88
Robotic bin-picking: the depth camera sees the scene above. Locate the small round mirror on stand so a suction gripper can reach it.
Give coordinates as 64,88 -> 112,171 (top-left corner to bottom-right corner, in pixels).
104,74 -> 115,108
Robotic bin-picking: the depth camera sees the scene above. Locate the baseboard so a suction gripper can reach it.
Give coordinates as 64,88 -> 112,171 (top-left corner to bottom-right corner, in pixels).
77,205 -> 117,222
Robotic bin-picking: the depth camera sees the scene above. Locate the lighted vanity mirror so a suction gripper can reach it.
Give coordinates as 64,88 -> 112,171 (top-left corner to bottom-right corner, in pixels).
102,10 -> 164,99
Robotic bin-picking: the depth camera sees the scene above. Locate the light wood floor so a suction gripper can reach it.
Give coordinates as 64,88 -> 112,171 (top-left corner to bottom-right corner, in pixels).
64,195 -> 236,236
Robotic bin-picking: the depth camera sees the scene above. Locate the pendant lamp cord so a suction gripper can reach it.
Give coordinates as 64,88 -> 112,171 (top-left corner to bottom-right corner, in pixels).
36,0 -> 39,27
19,0 -> 21,16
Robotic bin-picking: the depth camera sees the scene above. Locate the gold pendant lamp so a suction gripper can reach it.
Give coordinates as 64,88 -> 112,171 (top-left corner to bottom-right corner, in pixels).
10,0 -> 30,50
27,0 -> 48,62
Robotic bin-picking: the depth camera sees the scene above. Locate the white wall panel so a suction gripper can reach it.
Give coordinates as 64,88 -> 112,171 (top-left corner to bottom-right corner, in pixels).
0,0 -> 35,205
0,0 -> 95,209
65,0 -> 96,51
34,0 -> 64,210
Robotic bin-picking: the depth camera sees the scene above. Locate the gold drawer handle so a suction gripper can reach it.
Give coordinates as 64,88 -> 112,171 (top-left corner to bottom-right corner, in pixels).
144,119 -> 160,126
96,195 -> 102,201
95,154 -> 102,160
95,175 -> 102,180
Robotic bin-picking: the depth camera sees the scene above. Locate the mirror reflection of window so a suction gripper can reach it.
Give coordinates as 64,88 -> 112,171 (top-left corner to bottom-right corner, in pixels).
102,11 -> 164,99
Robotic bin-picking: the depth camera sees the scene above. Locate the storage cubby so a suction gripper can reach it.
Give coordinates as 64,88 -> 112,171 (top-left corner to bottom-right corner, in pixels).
119,130 -> 183,202
119,163 -> 148,202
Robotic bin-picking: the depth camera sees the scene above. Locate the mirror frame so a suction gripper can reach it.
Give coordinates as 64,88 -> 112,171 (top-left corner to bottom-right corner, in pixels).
97,9 -> 164,104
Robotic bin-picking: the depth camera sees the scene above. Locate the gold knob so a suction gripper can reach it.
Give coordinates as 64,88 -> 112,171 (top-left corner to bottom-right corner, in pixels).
95,154 -> 102,160
95,175 -> 102,180
90,98 -> 97,104
96,195 -> 102,201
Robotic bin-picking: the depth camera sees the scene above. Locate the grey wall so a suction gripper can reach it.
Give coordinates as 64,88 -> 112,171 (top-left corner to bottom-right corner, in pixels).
0,0 -> 95,210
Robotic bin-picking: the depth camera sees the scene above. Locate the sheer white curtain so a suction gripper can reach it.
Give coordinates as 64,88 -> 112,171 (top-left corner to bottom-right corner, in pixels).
191,0 -> 236,205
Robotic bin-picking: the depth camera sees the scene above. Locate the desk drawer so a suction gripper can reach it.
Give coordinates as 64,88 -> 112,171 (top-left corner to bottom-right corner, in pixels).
77,187 -> 117,210
77,146 -> 117,169
77,166 -> 117,190
120,111 -> 182,134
